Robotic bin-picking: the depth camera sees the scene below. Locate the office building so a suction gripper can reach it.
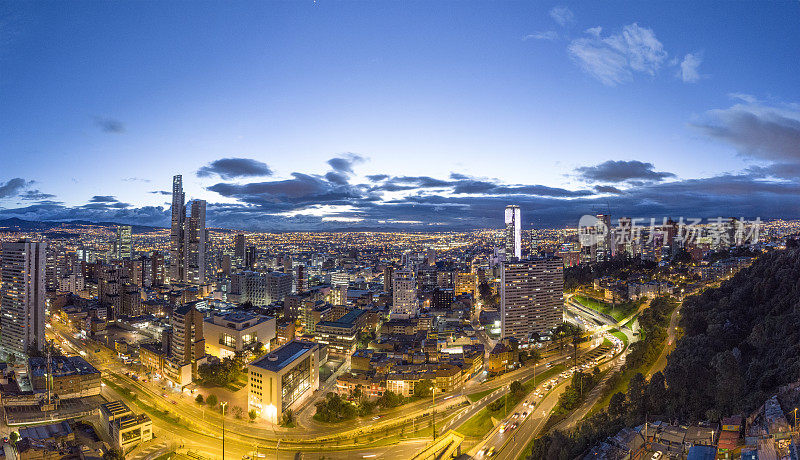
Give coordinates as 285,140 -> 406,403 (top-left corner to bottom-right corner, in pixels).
314,309 -> 367,356
295,264 -> 306,292
229,271 -> 292,306
245,245 -> 257,270
500,257 -> 564,342
185,200 -> 206,284
204,311 -> 276,359
505,205 -> 522,260
455,272 -> 476,296
391,269 -> 418,319
169,175 -> 186,283
115,225 -> 133,259
234,233 -> 246,262
169,175 -> 206,285
248,340 -> 319,424
383,265 -> 394,293
1,240 -> 46,356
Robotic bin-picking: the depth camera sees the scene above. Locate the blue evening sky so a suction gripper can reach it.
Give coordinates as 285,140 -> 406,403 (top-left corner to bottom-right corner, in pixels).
1,1 -> 799,230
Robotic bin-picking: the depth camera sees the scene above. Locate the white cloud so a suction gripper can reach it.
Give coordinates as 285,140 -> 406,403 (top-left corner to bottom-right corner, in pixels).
677,52 -> 702,83
549,6 -> 574,26
585,26 -> 602,37
568,23 -> 667,86
523,31 -> 558,41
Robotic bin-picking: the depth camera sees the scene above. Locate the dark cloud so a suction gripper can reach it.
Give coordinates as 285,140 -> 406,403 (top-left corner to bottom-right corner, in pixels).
327,153 -> 365,174
19,190 -> 56,200
197,158 -> 273,180
89,195 -> 118,203
366,174 -> 389,182
575,160 -> 676,183
207,172 -> 375,211
451,180 -> 592,197
0,178 -> 28,198
693,103 -> 800,162
94,117 -> 125,134
595,185 -> 624,194
0,203 -> 168,227
149,190 -> 172,196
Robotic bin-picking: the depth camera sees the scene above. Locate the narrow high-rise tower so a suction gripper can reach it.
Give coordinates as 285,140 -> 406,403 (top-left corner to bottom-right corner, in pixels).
1,240 -> 46,356
504,205 -> 521,260
169,175 -> 206,285
116,225 -> 133,259
185,199 -> 206,284
169,175 -> 186,283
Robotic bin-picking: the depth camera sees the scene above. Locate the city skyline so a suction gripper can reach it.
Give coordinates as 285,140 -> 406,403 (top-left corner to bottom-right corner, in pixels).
1,2 -> 799,231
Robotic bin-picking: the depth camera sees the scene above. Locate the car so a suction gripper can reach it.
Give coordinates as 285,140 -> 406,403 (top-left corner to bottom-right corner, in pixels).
651,452 -> 663,460
478,447 -> 488,456
486,447 -> 496,457
171,400 -> 178,405
522,411 -> 528,418
2,437 -> 8,443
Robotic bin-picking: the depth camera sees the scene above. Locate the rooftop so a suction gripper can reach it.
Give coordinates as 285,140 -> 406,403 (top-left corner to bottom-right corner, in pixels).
28,356 -> 99,378
251,340 -> 317,373
18,421 -> 73,441
316,309 -> 366,329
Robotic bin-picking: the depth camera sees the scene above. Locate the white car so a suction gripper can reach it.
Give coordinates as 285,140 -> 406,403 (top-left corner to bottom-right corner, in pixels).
651,452 -> 663,460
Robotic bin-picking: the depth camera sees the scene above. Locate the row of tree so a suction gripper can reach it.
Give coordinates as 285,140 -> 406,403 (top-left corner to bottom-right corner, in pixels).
527,295 -> 679,459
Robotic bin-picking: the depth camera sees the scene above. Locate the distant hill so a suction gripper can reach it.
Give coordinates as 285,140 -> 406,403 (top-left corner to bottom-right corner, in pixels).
0,217 -> 164,234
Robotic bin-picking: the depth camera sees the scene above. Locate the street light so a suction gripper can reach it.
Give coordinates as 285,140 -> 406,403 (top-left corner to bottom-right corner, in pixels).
220,401 -> 228,460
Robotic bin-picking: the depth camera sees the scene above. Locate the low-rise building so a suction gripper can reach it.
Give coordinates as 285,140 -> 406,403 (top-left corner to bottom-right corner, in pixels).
28,356 -> 101,399
204,311 -> 276,358
247,340 -> 319,424
99,400 -> 153,451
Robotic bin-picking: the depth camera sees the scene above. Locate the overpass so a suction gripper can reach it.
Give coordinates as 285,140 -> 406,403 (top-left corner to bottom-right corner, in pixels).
410,430 -> 465,460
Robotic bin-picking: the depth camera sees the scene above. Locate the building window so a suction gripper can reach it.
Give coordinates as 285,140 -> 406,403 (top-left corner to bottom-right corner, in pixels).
219,333 -> 235,348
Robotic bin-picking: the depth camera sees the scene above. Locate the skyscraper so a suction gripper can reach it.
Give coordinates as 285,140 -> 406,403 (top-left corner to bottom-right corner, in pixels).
185,199 -> 206,284
169,175 -> 206,285
234,233 -> 246,262
391,269 -> 418,318
1,240 -> 46,356
169,175 -> 185,283
505,205 -> 521,260
500,256 -> 563,342
116,225 -> 133,259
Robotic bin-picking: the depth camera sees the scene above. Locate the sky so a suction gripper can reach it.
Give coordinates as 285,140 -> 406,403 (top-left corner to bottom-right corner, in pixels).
1,1 -> 799,231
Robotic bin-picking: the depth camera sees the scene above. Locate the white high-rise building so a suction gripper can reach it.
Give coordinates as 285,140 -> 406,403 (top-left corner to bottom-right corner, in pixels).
169,175 -> 206,284
505,205 -> 522,260
500,256 -> 563,342
391,269 -> 418,318
1,240 -> 46,356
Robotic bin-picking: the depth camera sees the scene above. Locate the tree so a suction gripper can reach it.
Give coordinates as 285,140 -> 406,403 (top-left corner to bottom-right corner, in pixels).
8,432 -> 19,446
281,409 -> 295,426
608,392 -> 627,419
414,379 -> 434,399
233,405 -> 244,419
103,449 -> 125,460
249,409 -> 257,421
509,380 -> 524,397
206,394 -> 218,408
195,394 -> 204,404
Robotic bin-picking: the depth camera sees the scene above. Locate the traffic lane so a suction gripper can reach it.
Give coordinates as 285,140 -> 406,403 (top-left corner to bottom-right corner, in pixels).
492,382 -> 568,460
